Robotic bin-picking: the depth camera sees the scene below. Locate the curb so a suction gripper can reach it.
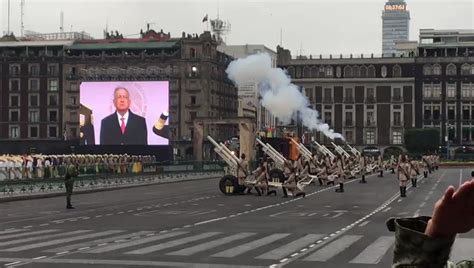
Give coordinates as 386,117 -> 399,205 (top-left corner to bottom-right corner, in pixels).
0,173 -> 222,204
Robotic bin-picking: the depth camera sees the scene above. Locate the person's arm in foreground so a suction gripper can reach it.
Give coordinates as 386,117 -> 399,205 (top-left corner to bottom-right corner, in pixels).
387,179 -> 474,268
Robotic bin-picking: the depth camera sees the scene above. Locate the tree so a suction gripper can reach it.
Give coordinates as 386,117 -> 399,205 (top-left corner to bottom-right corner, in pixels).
405,128 -> 440,154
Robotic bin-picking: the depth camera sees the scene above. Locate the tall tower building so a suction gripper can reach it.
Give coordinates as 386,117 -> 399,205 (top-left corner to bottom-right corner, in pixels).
382,0 -> 410,56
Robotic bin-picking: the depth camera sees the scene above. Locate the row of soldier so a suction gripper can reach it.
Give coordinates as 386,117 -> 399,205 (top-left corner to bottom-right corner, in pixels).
0,154 -> 158,181
237,151 -> 440,198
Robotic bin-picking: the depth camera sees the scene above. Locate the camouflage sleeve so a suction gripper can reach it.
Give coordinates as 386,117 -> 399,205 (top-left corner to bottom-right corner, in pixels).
386,216 -> 455,268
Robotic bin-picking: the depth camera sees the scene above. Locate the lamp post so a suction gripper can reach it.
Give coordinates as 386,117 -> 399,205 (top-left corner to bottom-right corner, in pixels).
445,122 -> 454,160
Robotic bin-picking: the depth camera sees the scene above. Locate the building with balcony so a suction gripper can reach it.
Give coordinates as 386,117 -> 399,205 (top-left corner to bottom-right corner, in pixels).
277,47 -> 416,154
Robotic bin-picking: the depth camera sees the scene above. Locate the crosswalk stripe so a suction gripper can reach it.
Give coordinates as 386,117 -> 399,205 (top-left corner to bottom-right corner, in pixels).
87,231 -> 188,254
126,232 -> 221,255
211,233 -> 290,258
0,229 -> 59,241
45,231 -> 153,253
304,235 -> 362,262
0,230 -> 89,248
349,236 -> 395,264
0,229 -> 25,235
167,233 -> 256,256
255,234 -> 324,260
451,238 -> 474,263
4,230 -> 124,252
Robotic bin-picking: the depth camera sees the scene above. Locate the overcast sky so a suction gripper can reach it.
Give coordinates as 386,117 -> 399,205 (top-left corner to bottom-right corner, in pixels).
1,0 -> 473,56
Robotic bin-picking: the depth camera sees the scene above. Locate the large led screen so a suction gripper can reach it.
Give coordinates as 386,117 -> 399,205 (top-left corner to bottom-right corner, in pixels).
79,81 -> 169,145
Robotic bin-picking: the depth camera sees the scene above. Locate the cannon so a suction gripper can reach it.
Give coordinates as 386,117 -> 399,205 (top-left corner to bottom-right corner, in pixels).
331,142 -> 351,158
313,141 -> 336,159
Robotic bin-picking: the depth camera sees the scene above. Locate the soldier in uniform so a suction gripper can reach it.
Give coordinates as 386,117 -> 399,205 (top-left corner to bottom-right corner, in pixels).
377,155 -> 384,177
397,155 -> 411,197
335,155 -> 345,193
359,155 -> 367,183
65,157 -> 79,209
237,153 -> 249,194
409,157 -> 420,187
387,179 -> 474,268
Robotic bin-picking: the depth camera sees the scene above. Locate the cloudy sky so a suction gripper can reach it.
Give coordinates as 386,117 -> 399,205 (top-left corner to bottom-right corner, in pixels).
1,0 -> 473,56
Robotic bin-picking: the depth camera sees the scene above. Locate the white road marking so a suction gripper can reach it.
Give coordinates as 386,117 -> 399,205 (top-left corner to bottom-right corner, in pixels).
349,236 -> 395,264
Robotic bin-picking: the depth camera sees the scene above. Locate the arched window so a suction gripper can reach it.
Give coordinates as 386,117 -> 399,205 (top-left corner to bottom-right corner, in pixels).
446,64 -> 457,76
392,65 -> 402,77
461,64 -> 470,75
352,66 -> 360,77
423,64 -> 433,75
287,66 -> 295,78
295,66 -> 302,78
336,66 -> 342,78
433,64 -> 442,75
368,65 -> 376,77
325,66 -> 333,77
303,66 -> 311,78
311,66 -> 319,78
360,65 -> 368,77
319,66 -> 325,77
381,65 -> 387,78
343,65 -> 352,78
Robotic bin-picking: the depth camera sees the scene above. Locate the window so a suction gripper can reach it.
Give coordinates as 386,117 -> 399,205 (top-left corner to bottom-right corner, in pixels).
9,64 -> 20,76
303,67 -> 311,78
29,94 -> 39,106
48,126 -> 58,138
424,106 -> 432,120
448,105 -> 455,120
48,79 -> 59,91
381,65 -> 387,78
392,65 -> 402,77
433,64 -> 442,75
461,64 -> 471,75
190,48 -> 196,58
9,110 -> 19,122
287,66 -> 295,78
393,87 -> 402,101
191,96 -> 196,105
345,111 -> 353,126
29,110 -> 39,122
365,130 -> 375,144
423,84 -> 432,98
70,96 -> 77,105
360,66 -> 368,77
48,94 -> 58,106
368,65 -> 376,77
393,111 -> 402,126
323,88 -> 332,101
447,83 -> 456,98
47,64 -> 58,76
366,88 -> 375,101
392,131 -> 402,144
433,106 -> 440,120
366,110 -> 375,126
344,88 -> 353,101
324,111 -> 332,126
29,125 -> 39,138
325,66 -> 333,77
343,66 -> 352,77
319,66 -> 325,77
29,79 -> 39,91
446,64 -> 457,76
70,127 -> 77,138
352,66 -> 360,77
189,112 -> 197,121
463,105 -> 470,120
423,64 -> 432,75
9,95 -> 19,107
29,64 -> 40,76
336,66 -> 342,78
462,83 -> 470,98
9,125 -> 20,139
71,82 -> 78,91
344,130 -> 354,144
48,110 -> 58,122
9,79 -> 20,91
433,83 -> 441,98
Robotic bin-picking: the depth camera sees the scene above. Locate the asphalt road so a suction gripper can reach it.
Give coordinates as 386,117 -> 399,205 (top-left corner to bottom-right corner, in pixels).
0,168 -> 472,268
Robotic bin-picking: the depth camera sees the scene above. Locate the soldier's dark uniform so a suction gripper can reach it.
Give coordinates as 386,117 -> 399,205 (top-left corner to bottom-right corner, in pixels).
387,216 -> 474,268
65,160 -> 78,209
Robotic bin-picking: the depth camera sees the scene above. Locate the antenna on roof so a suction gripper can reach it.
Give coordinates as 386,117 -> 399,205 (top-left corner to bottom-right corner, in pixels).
60,11 -> 64,33
20,0 -> 25,37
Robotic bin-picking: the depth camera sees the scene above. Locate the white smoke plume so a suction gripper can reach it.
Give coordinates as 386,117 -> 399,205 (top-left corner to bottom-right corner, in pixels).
226,53 -> 344,140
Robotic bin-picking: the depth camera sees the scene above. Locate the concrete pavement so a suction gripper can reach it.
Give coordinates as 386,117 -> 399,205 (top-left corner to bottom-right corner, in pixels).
0,168 -> 472,268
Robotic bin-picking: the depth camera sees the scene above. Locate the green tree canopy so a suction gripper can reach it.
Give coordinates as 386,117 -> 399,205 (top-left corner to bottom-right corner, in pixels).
404,128 -> 440,154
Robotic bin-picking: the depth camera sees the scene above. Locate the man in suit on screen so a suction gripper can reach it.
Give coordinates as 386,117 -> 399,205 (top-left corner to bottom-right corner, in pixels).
100,86 -> 147,145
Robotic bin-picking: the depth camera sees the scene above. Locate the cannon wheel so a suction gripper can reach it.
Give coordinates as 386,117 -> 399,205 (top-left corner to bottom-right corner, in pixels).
269,169 -> 285,183
218,175 -> 239,195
